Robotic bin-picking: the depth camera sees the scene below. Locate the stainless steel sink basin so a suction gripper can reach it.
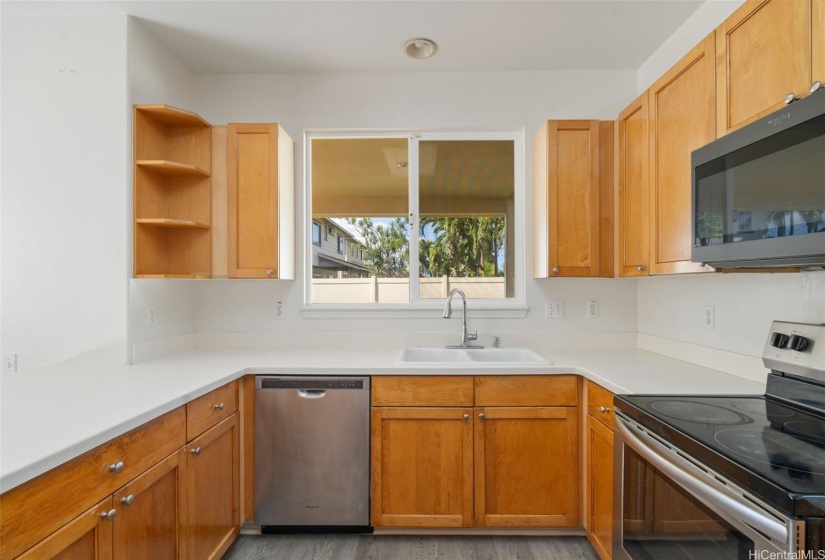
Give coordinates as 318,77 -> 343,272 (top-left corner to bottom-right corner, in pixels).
397,347 -> 550,366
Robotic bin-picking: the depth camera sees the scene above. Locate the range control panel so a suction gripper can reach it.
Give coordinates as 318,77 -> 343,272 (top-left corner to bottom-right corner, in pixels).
763,321 -> 825,382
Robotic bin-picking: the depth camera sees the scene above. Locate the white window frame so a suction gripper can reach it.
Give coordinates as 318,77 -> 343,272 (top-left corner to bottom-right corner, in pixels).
302,129 -> 527,319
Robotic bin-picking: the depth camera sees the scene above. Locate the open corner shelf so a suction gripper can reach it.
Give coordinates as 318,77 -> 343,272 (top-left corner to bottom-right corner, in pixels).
136,218 -> 210,229
135,274 -> 211,279
136,160 -> 210,177
135,105 -> 210,128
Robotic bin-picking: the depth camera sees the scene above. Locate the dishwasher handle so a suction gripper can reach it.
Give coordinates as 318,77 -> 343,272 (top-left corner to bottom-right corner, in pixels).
297,389 -> 327,399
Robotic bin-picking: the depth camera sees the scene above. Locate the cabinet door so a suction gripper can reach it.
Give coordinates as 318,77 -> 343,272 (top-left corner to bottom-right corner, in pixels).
186,413 -> 240,560
113,448 -> 187,560
586,414 -> 614,560
548,120 -> 601,277
618,92 -> 650,277
17,497 -> 114,560
371,407 -> 474,527
649,33 -> 716,275
474,407 -> 578,527
716,0 -> 812,136
227,124 -> 280,279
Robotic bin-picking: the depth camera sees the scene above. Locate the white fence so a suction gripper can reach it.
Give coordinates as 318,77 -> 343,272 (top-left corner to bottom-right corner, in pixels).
312,276 -> 505,303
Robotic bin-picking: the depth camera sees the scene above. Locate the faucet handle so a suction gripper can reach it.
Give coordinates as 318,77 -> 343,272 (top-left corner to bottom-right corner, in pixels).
467,331 -> 478,341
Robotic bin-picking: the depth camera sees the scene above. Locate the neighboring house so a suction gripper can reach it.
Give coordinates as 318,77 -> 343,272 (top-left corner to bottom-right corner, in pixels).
311,218 -> 370,278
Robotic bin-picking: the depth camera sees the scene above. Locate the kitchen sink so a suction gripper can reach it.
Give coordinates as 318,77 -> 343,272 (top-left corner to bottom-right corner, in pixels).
397,347 -> 550,366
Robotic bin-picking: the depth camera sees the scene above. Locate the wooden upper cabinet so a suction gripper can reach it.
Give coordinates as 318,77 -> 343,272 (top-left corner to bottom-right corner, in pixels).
716,0 -> 813,136
474,406 -> 578,527
227,123 -> 294,279
534,120 -> 613,278
370,407 -> 474,528
815,0 -> 825,85
649,33 -> 716,275
618,92 -> 651,277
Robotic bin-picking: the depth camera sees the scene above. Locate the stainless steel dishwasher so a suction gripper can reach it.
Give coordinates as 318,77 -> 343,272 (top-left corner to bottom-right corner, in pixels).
254,376 -> 370,531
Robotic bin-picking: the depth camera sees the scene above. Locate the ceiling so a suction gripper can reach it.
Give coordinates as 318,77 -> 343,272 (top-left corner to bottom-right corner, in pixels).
3,1 -> 705,74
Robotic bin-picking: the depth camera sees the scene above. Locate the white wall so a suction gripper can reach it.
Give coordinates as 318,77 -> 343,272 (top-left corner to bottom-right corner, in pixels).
189,70 -> 639,340
128,19 -> 198,349
1,15 -> 130,371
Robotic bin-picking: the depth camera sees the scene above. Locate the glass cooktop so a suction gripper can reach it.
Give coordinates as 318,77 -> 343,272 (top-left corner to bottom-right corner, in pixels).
616,394 -> 825,517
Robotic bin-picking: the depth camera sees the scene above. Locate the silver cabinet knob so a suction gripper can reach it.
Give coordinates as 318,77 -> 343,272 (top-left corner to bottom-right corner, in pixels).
213,402 -> 225,411
636,265 -> 646,272
120,495 -> 135,506
599,406 -> 611,413
100,509 -> 117,521
190,447 -> 202,456
266,269 -> 274,276
551,267 -> 559,274
463,414 -> 470,421
478,413 -> 485,420
812,81 -> 823,94
784,93 -> 801,104
109,461 -> 124,474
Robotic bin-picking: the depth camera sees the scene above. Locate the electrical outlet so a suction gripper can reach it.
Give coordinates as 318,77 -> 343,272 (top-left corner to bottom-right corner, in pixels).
545,300 -> 564,319
587,300 -> 599,319
3,353 -> 17,373
146,306 -> 156,327
275,301 -> 284,318
703,305 -> 715,329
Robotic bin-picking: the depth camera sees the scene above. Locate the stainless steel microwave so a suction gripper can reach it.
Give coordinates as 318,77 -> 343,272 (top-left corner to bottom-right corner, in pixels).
691,89 -> 825,269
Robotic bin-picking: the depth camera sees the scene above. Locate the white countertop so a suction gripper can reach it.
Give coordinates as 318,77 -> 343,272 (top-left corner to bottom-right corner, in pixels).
0,346 -> 766,494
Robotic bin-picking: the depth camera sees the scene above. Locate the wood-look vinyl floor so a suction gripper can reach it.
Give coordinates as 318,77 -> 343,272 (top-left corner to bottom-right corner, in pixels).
224,534 -> 600,560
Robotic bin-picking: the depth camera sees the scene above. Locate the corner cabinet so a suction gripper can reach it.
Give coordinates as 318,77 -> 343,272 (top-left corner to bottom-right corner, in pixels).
227,123 -> 295,279
534,120 -> 614,278
133,105 -> 212,278
715,0 -> 816,136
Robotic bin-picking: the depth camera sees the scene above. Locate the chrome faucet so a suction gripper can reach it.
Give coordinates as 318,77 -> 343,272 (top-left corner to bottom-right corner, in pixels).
442,288 -> 483,349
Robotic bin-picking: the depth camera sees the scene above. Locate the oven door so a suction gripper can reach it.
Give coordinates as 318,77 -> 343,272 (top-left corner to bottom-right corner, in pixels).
613,414 -> 803,560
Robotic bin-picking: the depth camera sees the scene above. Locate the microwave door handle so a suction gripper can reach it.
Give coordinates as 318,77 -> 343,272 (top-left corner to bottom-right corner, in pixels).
615,418 -> 788,544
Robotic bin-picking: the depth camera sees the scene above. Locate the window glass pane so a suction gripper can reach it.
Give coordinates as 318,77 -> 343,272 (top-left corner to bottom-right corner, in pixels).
311,138 -> 410,303
311,221 -> 321,245
418,140 -> 514,299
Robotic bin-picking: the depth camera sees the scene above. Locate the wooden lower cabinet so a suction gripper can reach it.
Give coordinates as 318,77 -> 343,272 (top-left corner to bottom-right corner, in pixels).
186,412 -> 240,560
17,498 -> 114,560
586,413 -> 614,560
474,406 -> 578,527
371,407 -> 474,527
113,448 -> 187,560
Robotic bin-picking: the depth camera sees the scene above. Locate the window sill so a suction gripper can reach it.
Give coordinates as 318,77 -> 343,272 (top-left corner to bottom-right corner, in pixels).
301,303 -> 529,319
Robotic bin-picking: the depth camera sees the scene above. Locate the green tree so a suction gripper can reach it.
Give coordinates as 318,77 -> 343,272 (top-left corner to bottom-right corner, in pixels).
345,217 -> 409,277
420,217 -> 505,278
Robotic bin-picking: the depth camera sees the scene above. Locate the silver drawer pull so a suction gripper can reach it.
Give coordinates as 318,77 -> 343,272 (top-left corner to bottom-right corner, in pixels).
478,413 -> 485,420
600,406 -> 611,413
463,414 -> 470,420
191,447 -> 202,456
121,495 -> 135,506
109,461 -> 124,474
213,402 -> 225,411
100,509 -> 116,521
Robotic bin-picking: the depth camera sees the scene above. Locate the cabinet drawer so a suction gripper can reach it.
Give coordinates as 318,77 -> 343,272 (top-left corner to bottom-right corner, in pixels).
186,380 -> 238,440
474,375 -> 577,407
372,376 -> 473,407
586,380 -> 614,429
0,407 -> 185,560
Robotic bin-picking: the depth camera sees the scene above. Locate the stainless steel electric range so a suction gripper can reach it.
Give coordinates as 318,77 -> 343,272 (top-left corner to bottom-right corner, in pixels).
613,321 -> 825,559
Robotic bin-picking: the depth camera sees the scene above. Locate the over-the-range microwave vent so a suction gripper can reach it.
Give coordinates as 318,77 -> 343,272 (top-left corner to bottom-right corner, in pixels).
691,89 -> 825,270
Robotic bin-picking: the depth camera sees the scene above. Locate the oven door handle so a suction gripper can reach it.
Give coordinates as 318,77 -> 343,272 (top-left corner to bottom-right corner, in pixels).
615,418 -> 788,544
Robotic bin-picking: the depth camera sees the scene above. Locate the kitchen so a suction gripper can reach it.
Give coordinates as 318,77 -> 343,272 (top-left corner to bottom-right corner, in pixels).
2,0 -> 825,559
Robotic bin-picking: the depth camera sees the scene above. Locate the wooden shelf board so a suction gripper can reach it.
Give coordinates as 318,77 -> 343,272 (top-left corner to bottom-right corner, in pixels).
136,160 -> 210,177
135,105 -> 210,128
136,219 -> 211,229
135,274 -> 211,279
